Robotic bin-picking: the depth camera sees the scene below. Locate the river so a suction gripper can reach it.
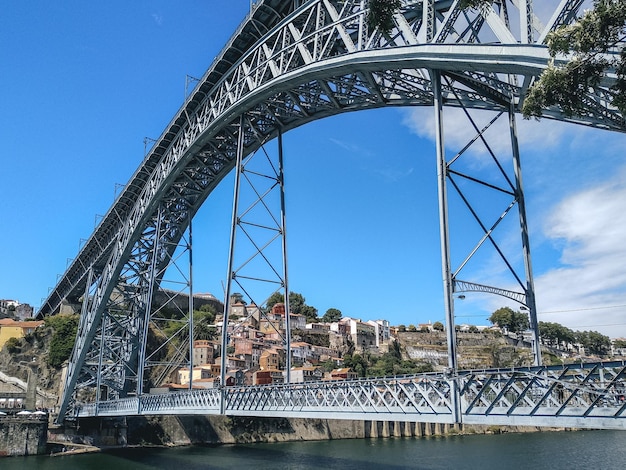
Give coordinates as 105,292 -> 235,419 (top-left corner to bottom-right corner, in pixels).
3,430 -> 625,469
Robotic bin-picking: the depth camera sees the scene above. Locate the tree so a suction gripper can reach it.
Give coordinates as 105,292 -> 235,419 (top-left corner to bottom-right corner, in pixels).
322,308 -> 342,323
488,307 -> 529,333
300,305 -> 319,323
389,339 -> 402,361
230,292 -> 246,305
343,353 -> 369,377
45,314 -> 80,368
458,0 -> 491,10
367,0 -> 402,35
432,321 -> 444,331
266,292 -> 284,311
193,309 -> 217,341
524,0 -> 626,118
459,0 -> 626,119
539,321 -> 575,347
575,330 -> 611,356
265,291 -> 319,323
614,339 -> 626,349
4,337 -> 21,354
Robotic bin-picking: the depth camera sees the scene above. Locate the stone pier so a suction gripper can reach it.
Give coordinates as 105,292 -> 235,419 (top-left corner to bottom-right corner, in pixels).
0,415 -> 48,457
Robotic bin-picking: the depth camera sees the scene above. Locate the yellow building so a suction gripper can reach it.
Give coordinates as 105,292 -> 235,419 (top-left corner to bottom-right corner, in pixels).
0,319 -> 44,349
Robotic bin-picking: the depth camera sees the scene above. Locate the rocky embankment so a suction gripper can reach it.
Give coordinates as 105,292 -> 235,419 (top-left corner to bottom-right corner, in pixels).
398,330 -> 534,369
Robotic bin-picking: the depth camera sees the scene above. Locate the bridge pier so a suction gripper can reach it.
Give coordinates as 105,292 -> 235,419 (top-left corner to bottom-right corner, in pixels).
381,421 -> 390,438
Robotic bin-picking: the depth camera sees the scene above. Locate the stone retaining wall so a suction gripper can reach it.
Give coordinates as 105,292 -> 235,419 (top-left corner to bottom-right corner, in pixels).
50,415 -> 551,449
0,416 -> 48,457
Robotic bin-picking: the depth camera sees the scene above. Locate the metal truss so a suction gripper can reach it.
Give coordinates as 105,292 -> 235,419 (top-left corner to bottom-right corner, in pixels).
40,0 -> 624,422
220,117 -> 292,392
460,360 -> 626,429
73,360 -> 626,430
433,80 -> 541,368
59,201 -> 196,420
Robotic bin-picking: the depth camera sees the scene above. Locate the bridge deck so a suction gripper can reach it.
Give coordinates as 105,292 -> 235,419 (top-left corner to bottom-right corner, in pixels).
74,361 -> 626,431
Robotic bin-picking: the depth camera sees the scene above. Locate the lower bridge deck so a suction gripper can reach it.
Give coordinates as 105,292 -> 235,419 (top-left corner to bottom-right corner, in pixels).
72,361 -> 626,430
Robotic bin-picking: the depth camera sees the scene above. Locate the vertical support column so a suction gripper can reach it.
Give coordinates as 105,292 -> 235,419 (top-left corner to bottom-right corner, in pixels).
519,0 -> 533,44
432,70 -> 461,424
509,102 -> 541,366
422,0 -> 435,42
137,207 -> 163,397
358,0 -> 365,50
278,129 -> 292,383
220,114 -> 246,413
433,70 -> 457,372
95,314 -> 107,414
188,211 -> 195,390
73,268 -> 94,408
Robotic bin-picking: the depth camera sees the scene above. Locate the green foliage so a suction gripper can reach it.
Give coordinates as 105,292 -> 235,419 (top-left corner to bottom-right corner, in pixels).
4,337 -> 21,354
523,0 -> 626,118
539,321 -> 575,346
458,0 -> 491,10
488,307 -> 529,333
614,339 -> 626,349
523,59 -> 608,118
319,359 -> 338,372
575,330 -> 611,355
321,308 -> 342,323
343,353 -> 369,377
452,1 -> 626,119
266,291 -> 319,323
45,314 -> 79,368
468,325 -> 479,333
432,321 -> 444,331
397,324 -> 406,332
407,324 -> 417,332
389,339 -> 402,361
368,346 -> 433,377
162,307 -> 218,345
343,342 -> 433,378
230,292 -> 246,305
540,321 -> 610,356
367,0 -> 402,35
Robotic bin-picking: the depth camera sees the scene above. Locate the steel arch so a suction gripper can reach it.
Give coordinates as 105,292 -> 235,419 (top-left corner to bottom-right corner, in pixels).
41,0 -> 624,420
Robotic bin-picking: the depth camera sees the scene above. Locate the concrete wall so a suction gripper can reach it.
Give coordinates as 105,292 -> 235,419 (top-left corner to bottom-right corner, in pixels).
0,416 -> 48,457
50,415 -> 552,450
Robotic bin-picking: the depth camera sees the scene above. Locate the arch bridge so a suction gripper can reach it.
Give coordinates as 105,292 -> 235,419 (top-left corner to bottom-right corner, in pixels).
37,0 -> 625,428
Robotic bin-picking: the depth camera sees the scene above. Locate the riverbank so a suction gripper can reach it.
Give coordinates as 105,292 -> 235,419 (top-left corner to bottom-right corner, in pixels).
46,415 -> 568,454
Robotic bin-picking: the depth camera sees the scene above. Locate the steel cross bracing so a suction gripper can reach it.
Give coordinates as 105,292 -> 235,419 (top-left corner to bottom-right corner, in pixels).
40,0 -> 624,422
220,123 -> 292,391
72,360 -> 626,430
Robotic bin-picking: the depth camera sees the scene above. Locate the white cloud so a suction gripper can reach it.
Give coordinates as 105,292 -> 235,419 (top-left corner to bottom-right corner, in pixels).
402,107 -> 570,161
152,13 -> 163,26
534,168 -> 626,337
402,107 -> 626,337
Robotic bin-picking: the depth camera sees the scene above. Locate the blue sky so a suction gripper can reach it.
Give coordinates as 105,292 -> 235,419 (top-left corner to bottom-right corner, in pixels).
1,1 -> 625,337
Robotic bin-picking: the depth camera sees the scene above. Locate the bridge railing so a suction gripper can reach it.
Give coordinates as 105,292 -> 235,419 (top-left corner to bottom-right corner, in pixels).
71,362 -> 626,430
222,375 -> 454,421
459,361 -> 626,429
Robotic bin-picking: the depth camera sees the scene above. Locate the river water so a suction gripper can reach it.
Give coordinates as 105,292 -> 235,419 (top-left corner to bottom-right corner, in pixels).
4,430 -> 625,469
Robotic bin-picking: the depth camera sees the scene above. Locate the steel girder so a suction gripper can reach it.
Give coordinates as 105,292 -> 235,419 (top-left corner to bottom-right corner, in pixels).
47,0 -> 624,422
73,360 -> 626,430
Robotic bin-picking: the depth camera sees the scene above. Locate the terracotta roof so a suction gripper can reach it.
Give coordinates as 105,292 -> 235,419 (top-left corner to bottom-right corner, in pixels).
0,319 -> 44,328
